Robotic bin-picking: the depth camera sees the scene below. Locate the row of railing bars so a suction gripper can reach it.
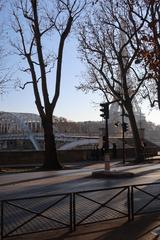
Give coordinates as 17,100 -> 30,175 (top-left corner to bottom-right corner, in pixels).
1,182 -> 160,239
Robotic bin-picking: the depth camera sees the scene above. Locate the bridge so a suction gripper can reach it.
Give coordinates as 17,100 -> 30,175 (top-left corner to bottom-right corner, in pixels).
0,112 -> 102,151
0,132 -> 100,151
1,111 -> 156,152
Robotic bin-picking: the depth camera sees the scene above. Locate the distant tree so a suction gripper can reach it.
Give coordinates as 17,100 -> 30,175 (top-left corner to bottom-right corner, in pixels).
78,0 -> 151,162
11,0 -> 87,169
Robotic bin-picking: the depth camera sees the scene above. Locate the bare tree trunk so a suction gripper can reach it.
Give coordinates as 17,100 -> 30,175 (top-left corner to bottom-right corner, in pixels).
42,115 -> 62,170
11,0 -> 87,170
124,100 -> 145,162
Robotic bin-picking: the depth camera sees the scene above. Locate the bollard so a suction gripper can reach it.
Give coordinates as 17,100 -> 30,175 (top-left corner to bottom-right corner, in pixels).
104,153 -> 110,171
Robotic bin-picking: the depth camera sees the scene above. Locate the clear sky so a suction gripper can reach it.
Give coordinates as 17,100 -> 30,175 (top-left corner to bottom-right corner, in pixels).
1,36 -> 103,122
0,2 -> 160,125
1,37 -> 160,125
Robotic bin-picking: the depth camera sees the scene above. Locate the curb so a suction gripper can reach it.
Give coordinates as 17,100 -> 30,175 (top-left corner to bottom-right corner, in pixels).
92,170 -> 135,178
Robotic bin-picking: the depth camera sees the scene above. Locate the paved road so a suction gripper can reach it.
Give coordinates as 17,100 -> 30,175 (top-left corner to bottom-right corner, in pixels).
1,161 -> 160,200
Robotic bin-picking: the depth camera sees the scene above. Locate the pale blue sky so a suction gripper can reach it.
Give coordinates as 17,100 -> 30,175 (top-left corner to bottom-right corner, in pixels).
1,37 -> 160,125
1,37 -> 102,122
0,2 -> 160,125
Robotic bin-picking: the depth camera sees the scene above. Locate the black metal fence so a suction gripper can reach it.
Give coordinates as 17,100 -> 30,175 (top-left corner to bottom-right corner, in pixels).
131,182 -> 160,220
1,182 -> 160,239
1,193 -> 72,239
73,186 -> 130,231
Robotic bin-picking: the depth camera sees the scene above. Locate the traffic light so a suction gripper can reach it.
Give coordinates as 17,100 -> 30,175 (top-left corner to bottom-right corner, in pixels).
122,122 -> 128,132
100,103 -> 109,119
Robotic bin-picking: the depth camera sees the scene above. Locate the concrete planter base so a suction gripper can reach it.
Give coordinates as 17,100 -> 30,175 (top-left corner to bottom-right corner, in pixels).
92,170 -> 135,178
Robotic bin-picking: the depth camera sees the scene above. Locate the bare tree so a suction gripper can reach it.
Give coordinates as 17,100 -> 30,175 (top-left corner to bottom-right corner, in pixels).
137,0 -> 160,109
0,0 -> 10,95
11,0 -> 87,169
78,0 -> 151,162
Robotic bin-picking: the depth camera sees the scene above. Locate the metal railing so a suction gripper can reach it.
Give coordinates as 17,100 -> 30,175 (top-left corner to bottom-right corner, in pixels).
1,182 -> 160,239
131,182 -> 160,220
73,186 -> 130,231
1,193 -> 72,240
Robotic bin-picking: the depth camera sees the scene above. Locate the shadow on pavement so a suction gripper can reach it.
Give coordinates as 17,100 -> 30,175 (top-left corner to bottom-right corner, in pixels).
92,215 -> 160,240
9,215 -> 160,240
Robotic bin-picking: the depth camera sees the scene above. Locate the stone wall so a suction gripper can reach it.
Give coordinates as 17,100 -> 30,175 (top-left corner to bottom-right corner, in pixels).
0,150 -> 92,166
0,146 -> 159,167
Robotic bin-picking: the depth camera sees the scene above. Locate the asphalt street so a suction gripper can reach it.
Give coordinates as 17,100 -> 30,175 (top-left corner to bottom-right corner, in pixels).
1,161 -> 160,200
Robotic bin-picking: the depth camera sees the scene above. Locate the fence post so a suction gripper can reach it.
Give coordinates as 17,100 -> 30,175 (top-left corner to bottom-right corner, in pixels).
70,193 -> 73,232
73,193 -> 76,231
1,200 -> 4,240
130,186 -> 134,221
127,186 -> 131,222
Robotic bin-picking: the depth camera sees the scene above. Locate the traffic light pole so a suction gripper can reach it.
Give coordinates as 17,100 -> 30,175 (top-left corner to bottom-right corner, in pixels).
100,103 -> 109,152
104,117 -> 109,152
122,103 -> 126,165
100,102 -> 110,171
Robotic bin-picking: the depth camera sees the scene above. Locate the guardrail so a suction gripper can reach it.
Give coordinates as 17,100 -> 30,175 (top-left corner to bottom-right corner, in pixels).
1,182 -> 160,239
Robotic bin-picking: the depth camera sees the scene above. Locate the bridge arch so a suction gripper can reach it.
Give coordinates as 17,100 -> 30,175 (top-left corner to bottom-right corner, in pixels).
0,112 -> 41,150
58,139 -> 99,150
